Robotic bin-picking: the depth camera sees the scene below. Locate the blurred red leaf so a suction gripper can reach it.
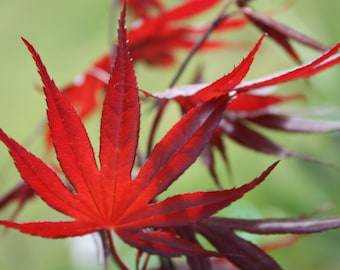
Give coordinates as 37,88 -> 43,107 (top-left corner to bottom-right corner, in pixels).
0,182 -> 35,220
194,216 -> 340,269
237,2 -> 328,64
122,0 -> 163,18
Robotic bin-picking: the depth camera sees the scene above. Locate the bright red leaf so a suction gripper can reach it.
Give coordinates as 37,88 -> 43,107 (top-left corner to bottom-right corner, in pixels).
0,8 -> 277,259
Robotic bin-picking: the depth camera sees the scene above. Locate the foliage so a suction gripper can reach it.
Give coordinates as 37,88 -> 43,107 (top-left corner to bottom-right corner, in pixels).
1,1 -> 340,269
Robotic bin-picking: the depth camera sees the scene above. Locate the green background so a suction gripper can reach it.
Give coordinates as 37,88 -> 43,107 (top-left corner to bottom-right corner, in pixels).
0,0 -> 340,269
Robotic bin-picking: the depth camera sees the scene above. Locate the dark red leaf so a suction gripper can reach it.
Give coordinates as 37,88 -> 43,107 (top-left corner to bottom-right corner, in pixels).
219,117 -> 322,162
248,113 -> 340,133
218,217 -> 340,234
195,219 -> 281,270
200,138 -> 228,189
0,182 -> 35,220
177,227 -> 212,270
239,5 -> 328,64
116,229 -> 218,257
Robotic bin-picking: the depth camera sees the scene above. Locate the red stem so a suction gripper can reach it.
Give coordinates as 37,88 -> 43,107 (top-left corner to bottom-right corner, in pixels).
105,230 -> 129,270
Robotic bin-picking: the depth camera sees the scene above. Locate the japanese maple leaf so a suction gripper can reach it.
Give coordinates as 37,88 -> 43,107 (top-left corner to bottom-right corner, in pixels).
152,35 -> 340,186
0,9 -> 276,259
0,0 -> 249,223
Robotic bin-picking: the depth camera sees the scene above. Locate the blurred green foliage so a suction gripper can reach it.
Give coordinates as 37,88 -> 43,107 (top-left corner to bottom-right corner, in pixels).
0,0 -> 339,269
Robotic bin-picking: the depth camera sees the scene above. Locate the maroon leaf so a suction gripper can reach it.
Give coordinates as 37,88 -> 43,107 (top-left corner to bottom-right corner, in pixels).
219,117 -> 323,162
217,217 -> 340,234
193,216 -> 340,270
178,227 -> 212,270
248,113 -> 340,133
116,229 -> 217,257
238,4 -> 328,64
195,219 -> 281,270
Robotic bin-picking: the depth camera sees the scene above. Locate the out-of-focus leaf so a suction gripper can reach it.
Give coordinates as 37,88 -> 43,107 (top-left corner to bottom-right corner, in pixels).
238,3 -> 328,64
195,219 -> 281,270
248,113 -> 340,133
0,182 -> 35,220
122,0 -> 163,18
218,217 -> 340,234
219,117 -> 325,162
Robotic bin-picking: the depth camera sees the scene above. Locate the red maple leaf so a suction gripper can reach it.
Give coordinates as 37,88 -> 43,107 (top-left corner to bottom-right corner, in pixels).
0,8 -> 277,263
0,0 -> 249,224
151,35 -> 340,186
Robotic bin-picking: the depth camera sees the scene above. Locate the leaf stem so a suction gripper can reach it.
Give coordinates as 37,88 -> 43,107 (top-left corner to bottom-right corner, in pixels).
105,230 -> 129,270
